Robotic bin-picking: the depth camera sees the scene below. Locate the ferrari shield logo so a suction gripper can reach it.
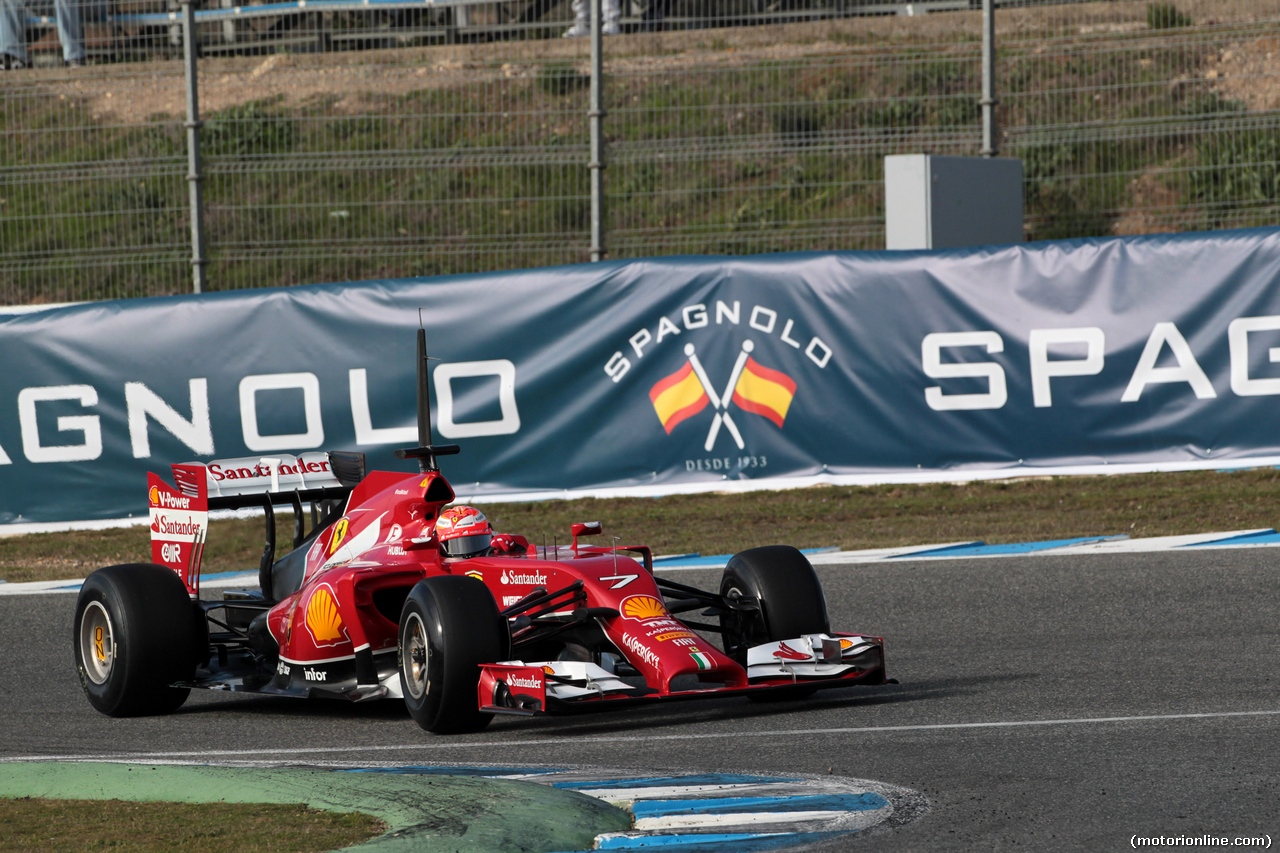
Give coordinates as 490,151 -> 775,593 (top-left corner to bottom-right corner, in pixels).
328,518 -> 350,556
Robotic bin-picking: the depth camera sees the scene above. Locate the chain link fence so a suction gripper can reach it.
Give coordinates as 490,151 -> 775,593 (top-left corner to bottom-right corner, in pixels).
1,0 -> 1278,303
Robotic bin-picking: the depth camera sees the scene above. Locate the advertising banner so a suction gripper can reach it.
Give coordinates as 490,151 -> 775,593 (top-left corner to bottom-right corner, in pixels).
5,227 -> 1280,525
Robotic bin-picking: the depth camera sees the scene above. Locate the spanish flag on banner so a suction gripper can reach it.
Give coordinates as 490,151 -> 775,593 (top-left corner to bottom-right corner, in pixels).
731,357 -> 797,428
649,361 -> 710,434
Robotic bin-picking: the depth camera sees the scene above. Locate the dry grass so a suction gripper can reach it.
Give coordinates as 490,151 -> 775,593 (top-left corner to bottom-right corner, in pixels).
479,468 -> 1280,555
3,468 -> 1279,583
0,798 -> 383,853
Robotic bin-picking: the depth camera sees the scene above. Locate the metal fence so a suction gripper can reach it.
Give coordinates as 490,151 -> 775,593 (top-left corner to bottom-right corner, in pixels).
1,0 -> 1278,303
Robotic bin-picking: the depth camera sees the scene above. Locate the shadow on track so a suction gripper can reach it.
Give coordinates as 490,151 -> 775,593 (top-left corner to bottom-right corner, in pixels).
175,693 -> 412,721
514,672 -> 1038,739
163,672 -> 1037,741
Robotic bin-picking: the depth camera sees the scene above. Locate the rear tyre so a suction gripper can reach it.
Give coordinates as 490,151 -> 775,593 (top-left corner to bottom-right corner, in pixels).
73,564 -> 200,716
399,576 -> 509,734
720,545 -> 829,701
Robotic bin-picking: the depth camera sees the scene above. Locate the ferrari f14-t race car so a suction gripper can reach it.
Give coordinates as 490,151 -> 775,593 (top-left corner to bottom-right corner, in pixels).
73,332 -> 887,733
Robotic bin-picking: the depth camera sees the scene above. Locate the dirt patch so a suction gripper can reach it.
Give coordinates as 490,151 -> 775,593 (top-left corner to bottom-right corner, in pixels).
12,0 -> 1278,124
1113,166 -> 1189,236
1203,34 -> 1280,111
62,55 -> 521,123
0,0 -> 1179,124
57,23 -> 957,123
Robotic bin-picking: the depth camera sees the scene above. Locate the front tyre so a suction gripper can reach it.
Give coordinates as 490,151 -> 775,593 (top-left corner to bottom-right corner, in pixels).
720,546 -> 829,700
399,576 -> 509,734
74,564 -> 200,716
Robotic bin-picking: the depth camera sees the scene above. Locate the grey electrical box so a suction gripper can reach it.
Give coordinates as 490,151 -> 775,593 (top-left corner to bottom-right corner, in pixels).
884,155 -> 1024,250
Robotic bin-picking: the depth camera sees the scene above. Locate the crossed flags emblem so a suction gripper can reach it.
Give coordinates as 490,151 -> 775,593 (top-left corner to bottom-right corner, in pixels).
649,340 -> 797,452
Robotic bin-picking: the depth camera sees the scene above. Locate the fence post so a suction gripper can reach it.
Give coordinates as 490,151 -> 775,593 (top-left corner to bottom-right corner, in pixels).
588,0 -> 606,261
980,0 -> 997,157
182,0 -> 208,293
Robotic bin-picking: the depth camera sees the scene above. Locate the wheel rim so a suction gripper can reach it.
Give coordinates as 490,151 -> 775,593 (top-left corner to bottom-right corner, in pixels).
402,612 -> 430,700
80,601 -> 115,685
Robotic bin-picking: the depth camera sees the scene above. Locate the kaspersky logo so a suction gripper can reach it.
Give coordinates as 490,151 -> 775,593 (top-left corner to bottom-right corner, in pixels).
649,340 -> 796,452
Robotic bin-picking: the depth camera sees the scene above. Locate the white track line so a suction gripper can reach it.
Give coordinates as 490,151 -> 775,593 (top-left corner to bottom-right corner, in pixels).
7,709 -> 1280,763
807,543 -> 982,563
575,782 -> 778,800
654,530 -> 1280,569
997,530 -> 1276,556
6,530 -> 1280,596
0,571 -> 259,596
633,809 -> 859,829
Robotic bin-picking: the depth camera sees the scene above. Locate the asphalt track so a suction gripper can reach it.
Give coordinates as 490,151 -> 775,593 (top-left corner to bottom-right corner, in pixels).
3,547 -> 1279,850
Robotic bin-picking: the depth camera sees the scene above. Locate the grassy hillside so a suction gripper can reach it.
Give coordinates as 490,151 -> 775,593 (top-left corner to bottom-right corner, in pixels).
2,1 -> 1278,301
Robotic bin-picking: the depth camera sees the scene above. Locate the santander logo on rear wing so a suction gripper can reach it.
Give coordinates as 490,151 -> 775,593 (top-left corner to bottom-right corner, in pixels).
199,453 -> 342,497
149,454 -> 346,596
149,464 -> 208,596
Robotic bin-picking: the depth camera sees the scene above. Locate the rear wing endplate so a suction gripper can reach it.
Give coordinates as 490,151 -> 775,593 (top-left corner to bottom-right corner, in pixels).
148,464 -> 208,596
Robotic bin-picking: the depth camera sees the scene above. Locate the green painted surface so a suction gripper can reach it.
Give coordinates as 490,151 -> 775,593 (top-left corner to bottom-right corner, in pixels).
0,762 -> 632,852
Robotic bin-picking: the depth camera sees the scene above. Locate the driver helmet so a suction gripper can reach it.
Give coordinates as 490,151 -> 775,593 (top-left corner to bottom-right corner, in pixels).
436,505 -> 493,557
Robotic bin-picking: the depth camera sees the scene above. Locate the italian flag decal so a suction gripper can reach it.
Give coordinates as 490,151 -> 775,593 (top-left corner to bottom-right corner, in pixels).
690,651 -> 712,671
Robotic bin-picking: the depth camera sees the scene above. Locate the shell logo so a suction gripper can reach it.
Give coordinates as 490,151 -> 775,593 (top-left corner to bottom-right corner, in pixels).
465,570 -> 483,582
620,595 -> 668,622
148,486 -> 160,507
305,585 -> 347,645
327,518 -> 350,556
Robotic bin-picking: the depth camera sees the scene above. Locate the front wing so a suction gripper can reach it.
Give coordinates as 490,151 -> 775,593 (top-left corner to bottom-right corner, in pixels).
478,633 -> 885,716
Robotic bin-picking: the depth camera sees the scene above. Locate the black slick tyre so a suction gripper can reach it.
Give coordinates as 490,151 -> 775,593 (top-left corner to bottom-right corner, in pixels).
720,545 -> 830,700
399,575 -> 510,734
73,564 -> 200,716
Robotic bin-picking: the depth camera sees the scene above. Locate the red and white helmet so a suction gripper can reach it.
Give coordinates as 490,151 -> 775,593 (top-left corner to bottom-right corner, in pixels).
435,505 -> 493,557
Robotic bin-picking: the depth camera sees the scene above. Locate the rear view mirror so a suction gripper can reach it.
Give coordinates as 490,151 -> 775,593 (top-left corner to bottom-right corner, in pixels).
327,451 -> 366,488
571,521 -> 603,554
571,521 -> 603,538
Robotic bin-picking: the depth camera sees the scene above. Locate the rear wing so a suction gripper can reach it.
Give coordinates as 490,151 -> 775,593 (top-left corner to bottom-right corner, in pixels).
150,452 -> 359,596
148,464 -> 208,596
188,453 -> 352,507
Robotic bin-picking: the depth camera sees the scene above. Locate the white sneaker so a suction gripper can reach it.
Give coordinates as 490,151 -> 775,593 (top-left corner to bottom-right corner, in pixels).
563,22 -> 618,35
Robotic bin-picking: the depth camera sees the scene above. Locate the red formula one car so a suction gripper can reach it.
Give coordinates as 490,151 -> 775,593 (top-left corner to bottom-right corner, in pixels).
73,332 -> 887,733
